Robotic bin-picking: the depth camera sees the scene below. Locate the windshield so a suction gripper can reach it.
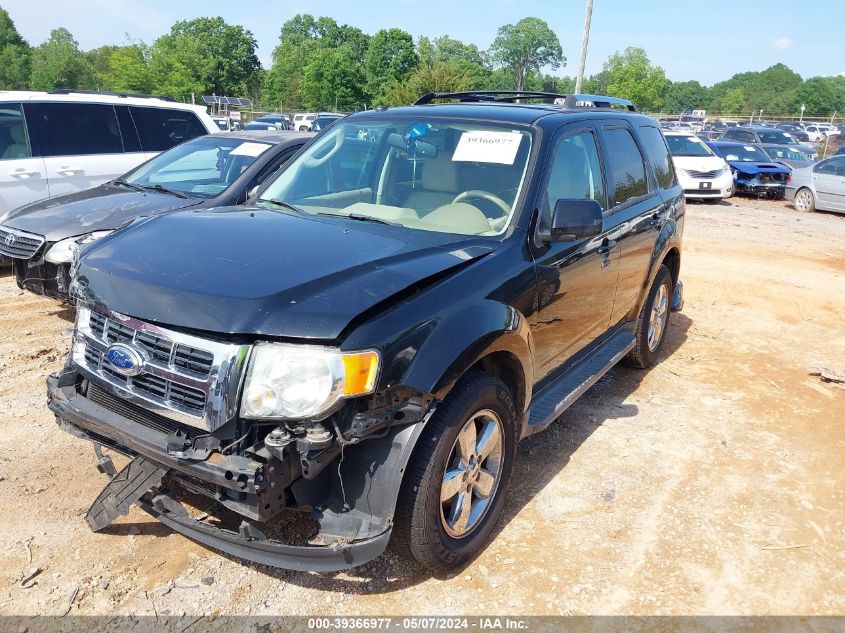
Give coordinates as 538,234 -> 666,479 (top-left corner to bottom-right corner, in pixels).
258,118 -> 533,236
764,146 -> 808,161
213,119 -> 229,131
714,145 -> 769,162
758,130 -> 797,145
665,135 -> 713,157
124,136 -> 272,198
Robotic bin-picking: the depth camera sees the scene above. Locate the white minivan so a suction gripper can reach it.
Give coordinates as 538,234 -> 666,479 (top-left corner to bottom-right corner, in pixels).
0,90 -> 218,217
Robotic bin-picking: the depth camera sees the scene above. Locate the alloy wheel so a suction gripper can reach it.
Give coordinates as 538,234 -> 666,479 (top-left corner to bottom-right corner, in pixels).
647,283 -> 669,352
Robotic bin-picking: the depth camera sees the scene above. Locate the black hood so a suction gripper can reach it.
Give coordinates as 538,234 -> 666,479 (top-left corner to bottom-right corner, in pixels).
4,184 -> 201,242
75,207 -> 495,340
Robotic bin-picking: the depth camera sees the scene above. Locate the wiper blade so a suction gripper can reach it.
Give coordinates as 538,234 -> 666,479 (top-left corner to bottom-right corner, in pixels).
346,213 -> 402,227
112,179 -> 144,192
142,184 -> 191,199
262,198 -> 307,214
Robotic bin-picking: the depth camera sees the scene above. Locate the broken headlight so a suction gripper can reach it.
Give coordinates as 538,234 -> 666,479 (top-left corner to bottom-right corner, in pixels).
240,343 -> 379,420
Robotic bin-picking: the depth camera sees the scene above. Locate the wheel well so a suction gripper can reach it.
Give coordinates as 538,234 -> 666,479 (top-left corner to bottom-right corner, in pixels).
470,351 -> 526,415
662,247 -> 681,285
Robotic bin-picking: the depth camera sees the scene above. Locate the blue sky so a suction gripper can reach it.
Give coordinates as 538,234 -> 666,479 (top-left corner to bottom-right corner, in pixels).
4,0 -> 844,85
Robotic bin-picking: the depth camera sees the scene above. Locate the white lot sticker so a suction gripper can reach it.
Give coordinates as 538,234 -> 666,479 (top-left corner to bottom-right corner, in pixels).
452,131 -> 523,165
689,136 -> 705,142
230,142 -> 271,157
744,146 -> 757,152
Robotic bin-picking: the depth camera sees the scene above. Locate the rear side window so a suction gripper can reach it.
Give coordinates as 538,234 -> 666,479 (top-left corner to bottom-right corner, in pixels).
815,157 -> 845,176
603,127 -> 648,207
637,126 -> 676,189
29,103 -> 123,156
130,107 -> 207,152
0,103 -> 32,160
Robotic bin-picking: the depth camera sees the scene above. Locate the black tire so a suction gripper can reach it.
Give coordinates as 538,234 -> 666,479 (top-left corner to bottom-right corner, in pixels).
393,370 -> 517,573
624,265 -> 673,369
298,125 -> 309,131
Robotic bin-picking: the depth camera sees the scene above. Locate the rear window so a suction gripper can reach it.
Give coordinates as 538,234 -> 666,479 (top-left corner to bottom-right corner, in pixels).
603,127 -> 649,207
638,126 -> 677,189
28,102 -> 123,157
129,107 -> 207,152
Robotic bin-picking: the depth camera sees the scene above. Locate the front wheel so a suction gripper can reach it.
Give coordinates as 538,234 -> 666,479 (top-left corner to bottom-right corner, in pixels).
624,265 -> 673,369
394,371 -> 517,572
794,188 -> 815,213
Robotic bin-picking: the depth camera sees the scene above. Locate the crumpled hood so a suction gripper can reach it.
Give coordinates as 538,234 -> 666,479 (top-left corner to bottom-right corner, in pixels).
75,207 -> 495,340
3,185 -> 201,242
727,161 -> 791,175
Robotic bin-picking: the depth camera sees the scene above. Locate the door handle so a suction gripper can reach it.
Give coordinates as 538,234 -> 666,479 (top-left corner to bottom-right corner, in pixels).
56,166 -> 82,176
11,169 -> 39,179
648,213 -> 662,229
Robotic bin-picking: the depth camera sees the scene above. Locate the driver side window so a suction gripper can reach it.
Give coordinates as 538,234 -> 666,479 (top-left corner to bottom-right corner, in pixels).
544,131 -> 606,215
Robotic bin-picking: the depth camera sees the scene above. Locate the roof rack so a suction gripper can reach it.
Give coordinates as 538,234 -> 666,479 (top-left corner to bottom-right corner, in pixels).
47,89 -> 176,102
414,90 -> 637,112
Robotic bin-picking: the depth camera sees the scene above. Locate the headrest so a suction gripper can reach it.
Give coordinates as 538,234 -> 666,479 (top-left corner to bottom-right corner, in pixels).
421,156 -> 460,192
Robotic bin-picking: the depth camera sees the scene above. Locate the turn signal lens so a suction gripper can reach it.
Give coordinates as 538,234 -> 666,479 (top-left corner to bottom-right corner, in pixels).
342,351 -> 380,395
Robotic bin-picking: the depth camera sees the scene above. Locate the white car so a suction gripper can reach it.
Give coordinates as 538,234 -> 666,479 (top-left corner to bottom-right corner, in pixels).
663,131 -> 734,202
0,90 -> 218,219
292,113 -> 317,131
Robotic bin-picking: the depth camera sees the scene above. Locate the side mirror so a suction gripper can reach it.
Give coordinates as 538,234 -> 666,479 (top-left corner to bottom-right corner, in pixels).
548,199 -> 603,242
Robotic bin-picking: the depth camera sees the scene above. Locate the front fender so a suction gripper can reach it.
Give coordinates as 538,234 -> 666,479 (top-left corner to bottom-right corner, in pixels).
401,300 -> 533,415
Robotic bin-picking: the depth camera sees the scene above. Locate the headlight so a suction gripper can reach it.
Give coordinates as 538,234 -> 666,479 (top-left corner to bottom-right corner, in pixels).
45,230 -> 113,264
240,343 -> 380,419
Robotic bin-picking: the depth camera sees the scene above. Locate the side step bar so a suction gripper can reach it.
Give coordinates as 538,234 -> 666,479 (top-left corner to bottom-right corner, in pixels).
525,328 -> 636,436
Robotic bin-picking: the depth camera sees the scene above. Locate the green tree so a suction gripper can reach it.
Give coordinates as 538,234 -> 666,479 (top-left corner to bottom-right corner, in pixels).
149,17 -> 260,99
418,35 -> 489,88
300,45 -> 367,111
29,28 -> 93,90
488,17 -> 563,91
365,28 -> 418,102
105,42 -> 152,93
0,7 -> 30,89
792,77 -> 840,116
661,80 -> 708,113
711,87 -> 746,114
382,61 -> 474,106
602,47 -> 667,111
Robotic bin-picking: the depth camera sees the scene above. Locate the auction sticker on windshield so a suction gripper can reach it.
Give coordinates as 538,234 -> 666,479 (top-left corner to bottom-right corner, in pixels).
231,142 -> 271,157
452,131 -> 522,165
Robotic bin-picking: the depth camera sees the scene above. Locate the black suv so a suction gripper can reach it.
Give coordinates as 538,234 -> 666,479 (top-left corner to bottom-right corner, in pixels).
47,91 -> 685,573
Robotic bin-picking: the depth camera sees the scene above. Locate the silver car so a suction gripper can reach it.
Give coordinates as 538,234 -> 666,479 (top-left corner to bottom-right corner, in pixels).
786,155 -> 845,214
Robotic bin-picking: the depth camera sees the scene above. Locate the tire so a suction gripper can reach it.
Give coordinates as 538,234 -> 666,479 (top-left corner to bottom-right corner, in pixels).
298,125 -> 309,131
794,187 -> 816,213
393,370 -> 518,573
624,265 -> 673,369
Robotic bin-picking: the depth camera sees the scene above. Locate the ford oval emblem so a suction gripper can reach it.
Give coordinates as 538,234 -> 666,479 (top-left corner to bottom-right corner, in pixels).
106,344 -> 144,376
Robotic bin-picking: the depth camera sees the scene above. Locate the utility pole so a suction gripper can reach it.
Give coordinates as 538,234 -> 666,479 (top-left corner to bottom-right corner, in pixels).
574,0 -> 594,94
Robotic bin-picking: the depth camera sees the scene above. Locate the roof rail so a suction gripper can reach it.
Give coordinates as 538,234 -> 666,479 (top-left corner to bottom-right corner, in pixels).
561,94 -> 637,111
415,91 -> 567,105
47,89 -> 176,103
414,90 -> 636,111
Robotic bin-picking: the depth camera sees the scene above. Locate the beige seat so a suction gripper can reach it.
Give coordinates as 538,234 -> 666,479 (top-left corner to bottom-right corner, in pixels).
2,125 -> 29,160
404,156 -> 461,214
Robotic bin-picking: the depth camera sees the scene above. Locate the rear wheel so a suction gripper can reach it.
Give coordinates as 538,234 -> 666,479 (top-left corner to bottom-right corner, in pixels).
624,265 -> 673,369
394,371 -> 517,572
794,188 -> 815,213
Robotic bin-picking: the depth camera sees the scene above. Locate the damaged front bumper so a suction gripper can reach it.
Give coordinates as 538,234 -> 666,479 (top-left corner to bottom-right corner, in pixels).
46,368 -> 421,571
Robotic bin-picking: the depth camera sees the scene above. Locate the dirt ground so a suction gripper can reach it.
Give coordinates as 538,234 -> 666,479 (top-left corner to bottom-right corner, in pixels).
0,196 -> 843,617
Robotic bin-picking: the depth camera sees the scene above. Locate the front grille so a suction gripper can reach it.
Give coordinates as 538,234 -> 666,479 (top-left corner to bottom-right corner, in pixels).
72,305 -> 250,432
0,226 -> 45,259
87,383 -> 204,440
685,169 -> 723,179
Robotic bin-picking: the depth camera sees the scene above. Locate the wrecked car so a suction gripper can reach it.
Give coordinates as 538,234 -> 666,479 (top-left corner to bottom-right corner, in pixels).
47,91 -> 685,572
0,131 -> 311,300
706,141 -> 792,199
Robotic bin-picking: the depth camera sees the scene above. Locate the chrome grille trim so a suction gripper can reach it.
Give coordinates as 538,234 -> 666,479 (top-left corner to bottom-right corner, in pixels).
684,168 -> 723,179
72,305 -> 251,432
0,225 -> 45,260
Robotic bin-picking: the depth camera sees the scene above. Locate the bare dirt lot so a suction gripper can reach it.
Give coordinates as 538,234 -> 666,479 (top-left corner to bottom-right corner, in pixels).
0,197 -> 843,617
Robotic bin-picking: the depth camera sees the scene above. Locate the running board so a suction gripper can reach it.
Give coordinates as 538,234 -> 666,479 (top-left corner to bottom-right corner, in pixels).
525,329 -> 636,436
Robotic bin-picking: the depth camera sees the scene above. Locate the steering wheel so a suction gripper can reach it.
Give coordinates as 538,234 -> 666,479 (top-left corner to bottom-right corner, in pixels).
452,190 -> 511,215
302,131 -> 344,167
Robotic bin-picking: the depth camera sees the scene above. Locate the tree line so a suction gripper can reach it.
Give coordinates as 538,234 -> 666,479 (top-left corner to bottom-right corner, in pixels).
1,7 -> 844,117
